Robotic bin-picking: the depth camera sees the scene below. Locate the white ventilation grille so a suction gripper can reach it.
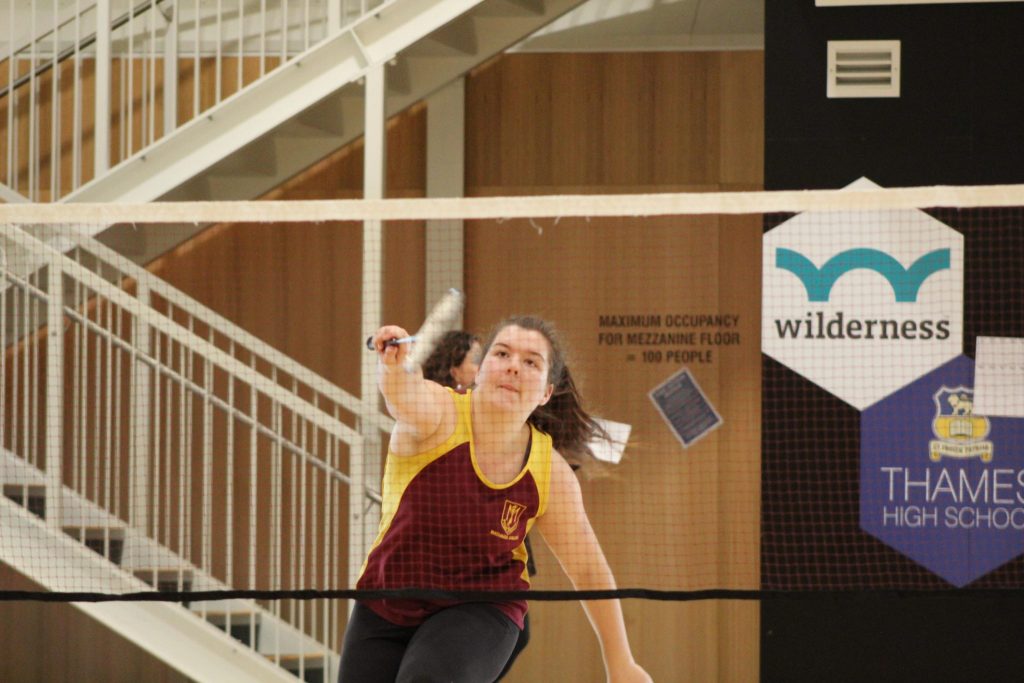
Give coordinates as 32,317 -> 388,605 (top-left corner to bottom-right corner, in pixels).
827,40 -> 901,98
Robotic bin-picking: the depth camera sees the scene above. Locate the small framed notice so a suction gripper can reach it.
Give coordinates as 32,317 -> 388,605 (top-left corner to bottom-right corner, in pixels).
648,368 -> 723,449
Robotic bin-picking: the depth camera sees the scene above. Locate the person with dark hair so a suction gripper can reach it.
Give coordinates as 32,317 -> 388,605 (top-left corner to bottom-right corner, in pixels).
341,316 -> 650,683
421,330 -> 481,393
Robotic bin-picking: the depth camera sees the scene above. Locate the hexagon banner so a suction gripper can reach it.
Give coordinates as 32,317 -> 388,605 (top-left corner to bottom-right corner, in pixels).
761,178 -> 963,410
861,355 -> 1024,586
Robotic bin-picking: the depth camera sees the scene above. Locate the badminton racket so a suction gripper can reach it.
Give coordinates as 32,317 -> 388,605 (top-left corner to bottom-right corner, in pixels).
365,288 -> 466,373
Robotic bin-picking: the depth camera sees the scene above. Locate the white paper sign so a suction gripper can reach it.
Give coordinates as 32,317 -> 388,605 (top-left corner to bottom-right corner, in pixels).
973,336 -> 1024,418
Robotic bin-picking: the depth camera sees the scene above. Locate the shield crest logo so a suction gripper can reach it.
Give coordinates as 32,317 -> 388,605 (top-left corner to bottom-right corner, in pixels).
500,500 -> 527,536
929,386 -> 993,462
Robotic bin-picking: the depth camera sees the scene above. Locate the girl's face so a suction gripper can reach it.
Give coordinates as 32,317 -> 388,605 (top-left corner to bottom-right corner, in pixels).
450,341 -> 481,389
475,326 -> 554,412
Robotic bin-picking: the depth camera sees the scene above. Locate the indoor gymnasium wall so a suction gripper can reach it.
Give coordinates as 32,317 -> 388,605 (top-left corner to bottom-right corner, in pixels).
135,50 -> 764,682
2,50 -> 764,680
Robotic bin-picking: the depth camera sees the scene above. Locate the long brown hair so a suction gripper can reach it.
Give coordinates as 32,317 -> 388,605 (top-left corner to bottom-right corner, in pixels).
479,316 -> 609,474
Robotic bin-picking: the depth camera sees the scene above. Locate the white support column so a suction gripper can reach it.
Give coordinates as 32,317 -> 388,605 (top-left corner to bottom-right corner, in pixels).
425,77 -> 465,320
163,1 -> 179,137
351,62 -> 386,591
130,283 -> 151,534
45,254 -> 64,528
94,0 -> 112,175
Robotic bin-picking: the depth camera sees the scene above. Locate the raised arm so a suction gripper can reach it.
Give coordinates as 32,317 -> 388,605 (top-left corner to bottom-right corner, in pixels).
535,452 -> 652,683
371,325 -> 450,448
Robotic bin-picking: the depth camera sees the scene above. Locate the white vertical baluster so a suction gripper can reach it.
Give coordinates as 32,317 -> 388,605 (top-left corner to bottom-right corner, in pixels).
281,0 -> 288,64
95,0 -> 111,175
259,0 -> 266,76
130,283 -> 150,533
215,0 -> 222,105
5,1 -> 14,189
148,0 -> 157,146
164,336 -> 174,552
92,283 -> 103,505
75,278 -> 86,496
104,293 -> 114,545
237,0 -> 244,93
11,286 -> 19,461
46,250 -> 65,529
141,2 -> 149,148
248,360 -> 258,648
202,346 -> 213,579
224,348 -> 235,638
328,0 -> 340,36
72,0 -> 82,189
28,2 -> 37,200
271,398 -> 282,665
153,330 -> 164,548
163,0 -> 178,136
193,0 -> 200,118
127,0 -> 136,155
31,271 -> 41,468
322,434 -> 334,682
51,0 -> 60,200
180,321 -> 192,584
118,54 -> 126,164
112,283 -> 124,521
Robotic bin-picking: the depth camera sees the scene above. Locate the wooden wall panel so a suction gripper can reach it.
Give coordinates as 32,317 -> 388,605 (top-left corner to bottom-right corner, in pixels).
463,214 -> 761,683
466,51 -> 763,194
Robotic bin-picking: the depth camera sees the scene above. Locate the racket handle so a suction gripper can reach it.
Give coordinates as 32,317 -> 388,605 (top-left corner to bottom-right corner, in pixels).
365,335 -> 417,350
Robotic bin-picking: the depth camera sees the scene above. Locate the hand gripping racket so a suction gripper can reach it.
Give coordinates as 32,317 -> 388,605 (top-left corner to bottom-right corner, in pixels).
365,288 -> 466,373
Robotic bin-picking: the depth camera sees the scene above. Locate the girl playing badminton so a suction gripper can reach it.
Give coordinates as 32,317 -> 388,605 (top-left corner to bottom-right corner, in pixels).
340,316 -> 651,683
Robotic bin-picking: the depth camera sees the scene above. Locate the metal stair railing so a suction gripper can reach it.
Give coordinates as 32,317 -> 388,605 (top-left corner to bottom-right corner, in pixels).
2,0 -> 389,202
0,221 -> 377,679
61,221 -> 394,438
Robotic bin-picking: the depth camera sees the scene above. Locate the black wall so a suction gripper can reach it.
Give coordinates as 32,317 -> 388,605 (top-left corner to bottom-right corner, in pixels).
763,2 -> 1024,680
766,1 -> 1024,190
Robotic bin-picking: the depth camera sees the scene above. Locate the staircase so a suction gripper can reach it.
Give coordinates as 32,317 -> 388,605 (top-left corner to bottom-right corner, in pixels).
2,0 -> 590,266
0,220 -> 388,681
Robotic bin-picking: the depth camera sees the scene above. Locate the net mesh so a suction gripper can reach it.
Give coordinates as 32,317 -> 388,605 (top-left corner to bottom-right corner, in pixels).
0,188 -> 1023,670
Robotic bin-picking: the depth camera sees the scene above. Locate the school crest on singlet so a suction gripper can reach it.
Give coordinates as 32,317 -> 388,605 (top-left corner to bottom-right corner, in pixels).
493,500 -> 528,540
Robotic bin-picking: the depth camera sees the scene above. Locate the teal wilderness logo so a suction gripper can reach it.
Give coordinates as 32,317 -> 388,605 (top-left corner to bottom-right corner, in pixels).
761,178 -> 963,410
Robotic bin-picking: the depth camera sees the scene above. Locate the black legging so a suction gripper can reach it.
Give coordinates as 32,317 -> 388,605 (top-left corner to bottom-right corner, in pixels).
495,612 -> 529,681
339,602 -> 520,683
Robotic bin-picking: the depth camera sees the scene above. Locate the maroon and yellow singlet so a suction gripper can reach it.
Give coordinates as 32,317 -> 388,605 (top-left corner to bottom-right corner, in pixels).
357,388 -> 552,629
